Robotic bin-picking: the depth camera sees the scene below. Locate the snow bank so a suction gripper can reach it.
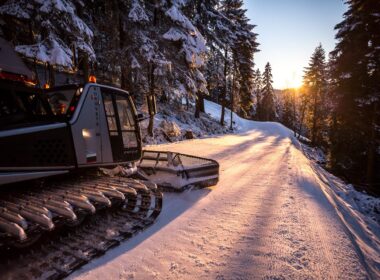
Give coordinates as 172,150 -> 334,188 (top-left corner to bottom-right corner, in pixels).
140,101 -> 230,145
204,99 -> 293,138
204,99 -> 256,132
305,151 -> 380,277
140,99 -> 286,145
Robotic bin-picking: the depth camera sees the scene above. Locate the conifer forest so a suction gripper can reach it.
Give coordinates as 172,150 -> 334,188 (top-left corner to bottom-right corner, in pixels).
0,0 -> 379,189
0,0 -> 379,192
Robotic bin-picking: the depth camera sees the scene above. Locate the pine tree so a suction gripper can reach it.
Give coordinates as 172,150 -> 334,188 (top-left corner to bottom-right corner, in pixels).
83,0 -> 123,84
252,68 -> 262,119
0,0 -> 263,136
192,0 -> 220,116
0,0 -> 94,69
199,0 -> 234,112
329,0 -> 380,188
281,89 -> 295,130
211,1 -> 237,126
220,0 -> 258,118
260,62 -> 276,121
161,0 -> 207,111
302,44 -> 328,146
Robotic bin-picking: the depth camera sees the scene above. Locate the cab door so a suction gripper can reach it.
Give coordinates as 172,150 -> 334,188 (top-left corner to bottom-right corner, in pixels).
101,88 -> 141,163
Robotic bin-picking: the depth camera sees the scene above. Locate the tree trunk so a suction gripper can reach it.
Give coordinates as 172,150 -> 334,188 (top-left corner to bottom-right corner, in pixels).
160,89 -> 168,103
230,93 -> 233,130
366,103 -> 377,188
48,63 -> 55,87
148,115 -> 154,137
195,91 -> 205,118
153,0 -> 158,25
148,63 -> 155,137
256,90 -> 261,121
121,67 -> 128,90
195,92 -> 201,118
230,62 -> 236,130
220,48 -> 228,126
82,54 -> 89,82
292,91 -> 297,137
220,100 -> 226,126
199,93 -> 205,113
297,102 -> 307,139
329,112 -> 338,169
311,88 -> 318,145
118,3 -> 129,91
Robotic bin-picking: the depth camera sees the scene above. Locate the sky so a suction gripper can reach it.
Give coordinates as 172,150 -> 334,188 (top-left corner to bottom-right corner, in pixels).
243,0 -> 347,89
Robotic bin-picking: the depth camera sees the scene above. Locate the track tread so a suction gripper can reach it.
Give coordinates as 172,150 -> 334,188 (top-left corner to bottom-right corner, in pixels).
0,175 -> 163,280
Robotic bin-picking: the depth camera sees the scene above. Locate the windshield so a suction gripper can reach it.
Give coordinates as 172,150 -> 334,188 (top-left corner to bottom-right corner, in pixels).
0,86 -> 49,128
46,89 -> 78,115
0,84 -> 82,129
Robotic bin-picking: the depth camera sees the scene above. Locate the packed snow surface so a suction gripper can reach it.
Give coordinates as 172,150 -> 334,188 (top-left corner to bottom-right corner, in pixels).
71,101 -> 380,279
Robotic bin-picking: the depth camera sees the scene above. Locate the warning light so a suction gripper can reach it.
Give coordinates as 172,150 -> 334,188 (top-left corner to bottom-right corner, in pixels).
43,83 -> 50,89
59,104 -> 66,114
89,75 -> 97,83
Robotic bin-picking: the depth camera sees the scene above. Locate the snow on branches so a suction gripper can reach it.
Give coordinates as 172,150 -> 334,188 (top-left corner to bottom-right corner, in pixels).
0,0 -> 94,68
164,5 -> 206,69
129,0 -> 149,23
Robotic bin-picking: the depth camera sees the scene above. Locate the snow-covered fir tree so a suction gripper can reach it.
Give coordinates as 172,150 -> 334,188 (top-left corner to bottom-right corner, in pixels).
280,89 -> 296,131
0,0 -> 259,127
161,0 -> 207,110
329,0 -> 380,187
303,44 -> 328,146
252,68 -> 262,118
220,0 -> 258,118
260,62 -> 276,121
0,0 -> 94,69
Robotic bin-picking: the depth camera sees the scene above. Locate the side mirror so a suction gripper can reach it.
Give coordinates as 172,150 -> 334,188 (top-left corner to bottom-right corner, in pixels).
147,94 -> 157,116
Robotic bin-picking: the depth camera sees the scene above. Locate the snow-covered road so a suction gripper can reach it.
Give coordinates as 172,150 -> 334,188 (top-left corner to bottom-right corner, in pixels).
70,118 -> 379,279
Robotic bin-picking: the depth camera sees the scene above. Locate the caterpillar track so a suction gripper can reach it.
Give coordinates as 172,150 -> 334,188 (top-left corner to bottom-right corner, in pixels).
0,149 -> 219,279
0,175 -> 162,280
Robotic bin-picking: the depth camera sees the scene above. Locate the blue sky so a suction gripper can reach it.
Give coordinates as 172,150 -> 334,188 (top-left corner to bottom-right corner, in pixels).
243,0 -> 347,89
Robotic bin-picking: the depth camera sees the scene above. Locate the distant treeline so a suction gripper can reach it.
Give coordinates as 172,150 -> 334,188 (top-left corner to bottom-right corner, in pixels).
277,0 -> 380,192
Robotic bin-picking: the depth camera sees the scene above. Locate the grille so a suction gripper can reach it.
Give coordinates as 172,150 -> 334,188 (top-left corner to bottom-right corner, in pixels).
33,139 -> 68,165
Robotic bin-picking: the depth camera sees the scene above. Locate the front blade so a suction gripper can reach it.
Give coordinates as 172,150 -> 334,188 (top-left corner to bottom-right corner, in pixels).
137,150 -> 219,191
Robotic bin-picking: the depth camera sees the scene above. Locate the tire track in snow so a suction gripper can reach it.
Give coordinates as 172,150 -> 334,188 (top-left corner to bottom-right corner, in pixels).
290,145 -> 367,279
71,130 -> 369,280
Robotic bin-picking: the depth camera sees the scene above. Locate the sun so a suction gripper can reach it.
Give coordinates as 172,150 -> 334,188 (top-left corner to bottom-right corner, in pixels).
287,74 -> 303,89
277,69 -> 303,90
